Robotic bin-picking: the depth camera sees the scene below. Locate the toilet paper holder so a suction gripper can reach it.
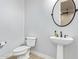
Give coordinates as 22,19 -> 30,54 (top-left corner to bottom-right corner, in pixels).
0,42 -> 7,48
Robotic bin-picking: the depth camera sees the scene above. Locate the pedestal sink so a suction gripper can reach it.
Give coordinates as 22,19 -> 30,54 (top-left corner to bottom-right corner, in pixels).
50,36 -> 74,59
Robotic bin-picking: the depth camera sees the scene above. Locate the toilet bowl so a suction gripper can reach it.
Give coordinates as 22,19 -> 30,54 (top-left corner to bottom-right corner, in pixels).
13,37 -> 37,59
13,46 -> 30,59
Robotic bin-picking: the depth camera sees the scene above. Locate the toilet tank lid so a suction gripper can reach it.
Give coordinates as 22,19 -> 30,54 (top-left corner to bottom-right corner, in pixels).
26,37 -> 37,40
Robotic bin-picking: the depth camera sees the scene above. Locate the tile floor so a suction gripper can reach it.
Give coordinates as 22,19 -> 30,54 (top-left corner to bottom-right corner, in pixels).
7,53 -> 44,59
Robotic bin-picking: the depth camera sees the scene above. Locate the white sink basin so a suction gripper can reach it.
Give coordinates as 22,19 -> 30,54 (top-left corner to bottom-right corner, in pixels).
50,36 -> 74,59
50,36 -> 74,45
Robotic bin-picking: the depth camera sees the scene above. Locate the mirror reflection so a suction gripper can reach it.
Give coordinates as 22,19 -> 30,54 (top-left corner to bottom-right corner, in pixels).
52,0 -> 77,27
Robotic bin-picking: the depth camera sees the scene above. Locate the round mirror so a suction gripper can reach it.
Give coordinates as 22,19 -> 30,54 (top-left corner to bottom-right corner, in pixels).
51,0 -> 77,27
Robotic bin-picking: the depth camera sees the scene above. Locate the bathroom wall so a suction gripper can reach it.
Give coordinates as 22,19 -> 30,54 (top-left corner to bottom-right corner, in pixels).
24,0 -> 57,58
24,0 -> 78,59
0,0 -> 24,57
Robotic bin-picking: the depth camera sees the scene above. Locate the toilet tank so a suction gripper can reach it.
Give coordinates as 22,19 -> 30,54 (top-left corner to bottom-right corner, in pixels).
25,37 -> 37,47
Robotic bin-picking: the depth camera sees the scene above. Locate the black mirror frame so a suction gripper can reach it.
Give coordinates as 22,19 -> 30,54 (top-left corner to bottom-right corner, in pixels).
51,0 -> 78,27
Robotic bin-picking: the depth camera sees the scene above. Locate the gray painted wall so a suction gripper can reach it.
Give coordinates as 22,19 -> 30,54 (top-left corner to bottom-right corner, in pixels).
0,0 -> 24,57
24,0 -> 78,59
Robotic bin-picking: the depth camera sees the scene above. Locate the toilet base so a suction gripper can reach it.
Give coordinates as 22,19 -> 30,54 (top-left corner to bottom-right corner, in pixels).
17,50 -> 30,59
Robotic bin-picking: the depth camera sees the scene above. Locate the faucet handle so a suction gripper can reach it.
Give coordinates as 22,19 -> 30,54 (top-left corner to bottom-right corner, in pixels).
64,35 -> 68,38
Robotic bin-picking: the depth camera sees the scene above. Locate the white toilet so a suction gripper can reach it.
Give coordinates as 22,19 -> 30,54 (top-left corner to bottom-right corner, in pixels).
13,37 -> 37,59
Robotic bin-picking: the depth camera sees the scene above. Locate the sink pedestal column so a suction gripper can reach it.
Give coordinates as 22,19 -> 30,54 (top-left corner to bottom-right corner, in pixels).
57,45 -> 63,59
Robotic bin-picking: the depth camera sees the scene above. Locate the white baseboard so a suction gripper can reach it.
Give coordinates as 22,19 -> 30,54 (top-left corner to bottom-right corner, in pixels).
31,50 -> 55,59
0,52 -> 13,59
0,57 -> 6,59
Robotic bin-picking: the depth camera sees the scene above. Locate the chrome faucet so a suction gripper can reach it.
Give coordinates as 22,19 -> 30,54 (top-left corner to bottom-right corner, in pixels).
60,31 -> 62,37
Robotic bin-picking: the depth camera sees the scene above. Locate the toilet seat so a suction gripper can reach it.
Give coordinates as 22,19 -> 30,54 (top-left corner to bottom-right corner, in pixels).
13,46 -> 30,56
13,46 -> 30,53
